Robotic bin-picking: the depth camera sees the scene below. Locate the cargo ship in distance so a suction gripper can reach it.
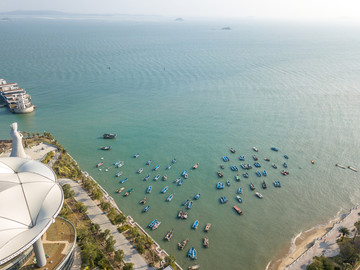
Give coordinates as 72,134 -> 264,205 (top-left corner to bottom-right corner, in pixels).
0,78 -> 35,113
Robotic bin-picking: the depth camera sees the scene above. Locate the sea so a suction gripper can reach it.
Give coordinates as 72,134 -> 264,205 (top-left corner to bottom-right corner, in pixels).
0,16 -> 359,270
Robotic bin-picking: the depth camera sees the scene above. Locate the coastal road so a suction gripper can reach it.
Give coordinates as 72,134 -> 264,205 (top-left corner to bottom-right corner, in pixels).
60,178 -> 154,270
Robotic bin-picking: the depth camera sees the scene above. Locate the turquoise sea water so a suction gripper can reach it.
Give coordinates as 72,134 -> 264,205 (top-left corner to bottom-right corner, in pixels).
0,17 -> 360,269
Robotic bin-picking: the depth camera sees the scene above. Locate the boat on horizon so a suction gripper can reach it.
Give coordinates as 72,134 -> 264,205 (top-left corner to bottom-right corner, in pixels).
103,133 -> 116,139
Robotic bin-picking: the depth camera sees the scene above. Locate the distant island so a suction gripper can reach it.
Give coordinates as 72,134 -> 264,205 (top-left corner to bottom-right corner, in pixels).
222,27 -> 231,30
175,17 -> 184,21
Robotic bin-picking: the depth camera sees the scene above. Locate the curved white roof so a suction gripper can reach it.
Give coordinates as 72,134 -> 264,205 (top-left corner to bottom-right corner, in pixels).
0,157 -> 64,265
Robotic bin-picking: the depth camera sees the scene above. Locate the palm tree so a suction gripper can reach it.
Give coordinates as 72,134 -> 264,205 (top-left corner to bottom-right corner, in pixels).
339,226 -> 350,241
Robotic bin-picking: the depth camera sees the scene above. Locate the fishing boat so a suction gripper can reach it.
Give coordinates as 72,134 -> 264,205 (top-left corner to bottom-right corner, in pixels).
283,162 -> 288,168
273,181 -> 281,187
235,174 -> 240,181
272,164 -> 277,169
256,192 -> 264,199
249,183 -> 255,190
146,160 -> 152,165
254,162 -> 261,167
164,229 -> 174,241
101,146 -> 112,150
192,220 -> 199,229
262,181 -> 267,189
172,158 -> 177,163
230,148 -> 236,153
148,219 -> 157,228
181,170 -> 187,177
153,165 -> 160,171
237,187 -> 242,194
184,173 -> 189,179
116,187 -> 125,193
183,199 -> 190,206
253,146 -> 258,152
178,180 -> 183,186
144,175 -> 150,181
348,166 -> 358,172
243,172 -> 249,178
124,188 -> 134,196
311,160 -> 315,164
220,165 -> 225,169
253,155 -> 258,161
146,186 -> 152,193
152,220 -> 161,230
161,186 -> 169,193
216,182 -> 224,189
264,157 -> 270,161
178,238 -> 189,250
189,265 -> 200,270
119,178 -> 128,184
239,155 -> 245,160
217,171 -> 224,178
153,174 -> 160,181
115,171 -> 123,177
166,164 -> 172,170
219,196 -> 227,204
163,174 -> 168,181
143,205 -> 150,212
226,180 -> 231,186
223,156 -> 230,162
281,170 -> 289,176
203,237 -> 209,248
96,162 -> 104,167
263,170 -> 267,176
134,153 -> 140,158
194,193 -> 200,200
256,171 -> 261,177
114,161 -> 122,166
236,195 -> 243,203
192,163 -> 199,169
167,193 -> 175,201
231,165 -> 238,171
137,168 -> 143,174
204,223 -> 211,232
139,197 -> 147,204
187,201 -> 193,209
179,209 -> 188,219
174,178 -> 181,184
188,247 -> 197,260
103,133 -> 116,139
271,147 -> 279,152
233,205 -> 243,215
284,155 -> 289,159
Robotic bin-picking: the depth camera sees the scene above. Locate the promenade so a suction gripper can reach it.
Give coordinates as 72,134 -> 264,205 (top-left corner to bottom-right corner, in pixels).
60,178 -> 153,270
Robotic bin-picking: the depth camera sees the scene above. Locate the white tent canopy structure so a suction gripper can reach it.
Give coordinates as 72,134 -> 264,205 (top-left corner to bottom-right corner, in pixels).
0,157 -> 64,265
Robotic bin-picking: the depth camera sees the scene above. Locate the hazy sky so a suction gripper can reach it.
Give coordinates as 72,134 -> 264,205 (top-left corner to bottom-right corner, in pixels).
2,0 -> 360,21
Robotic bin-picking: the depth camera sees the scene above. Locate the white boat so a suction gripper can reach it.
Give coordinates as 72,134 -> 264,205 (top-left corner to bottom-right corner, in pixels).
255,192 -> 263,199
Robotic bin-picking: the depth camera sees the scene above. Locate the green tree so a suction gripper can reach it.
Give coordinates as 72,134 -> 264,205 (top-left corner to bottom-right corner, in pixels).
123,263 -> 133,270
76,202 -> 88,214
101,229 -> 111,240
100,201 -> 111,212
105,235 -> 116,253
164,254 -> 176,268
62,184 -> 75,199
93,187 -> 103,200
114,249 -> 124,263
128,227 -> 139,238
90,223 -> 101,234
339,227 -> 350,241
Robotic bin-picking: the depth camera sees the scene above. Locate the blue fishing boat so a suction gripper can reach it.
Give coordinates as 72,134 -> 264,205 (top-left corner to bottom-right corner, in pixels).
183,199 -> 190,206
172,158 -> 177,163
153,174 -> 160,181
152,220 -> 161,230
188,247 -> 197,260
272,164 -> 277,169
103,133 -> 116,139
239,155 -> 245,160
120,178 -> 128,184
220,196 -> 228,204
192,220 -> 199,229
217,182 -> 224,189
144,175 -> 150,181
153,165 -> 160,171
283,162 -> 288,168
167,193 -> 175,201
114,161 -> 122,166
178,180 -> 183,186
236,195 -> 243,203
237,187 -> 242,194
143,205 -> 150,212
254,162 -> 261,167
271,147 -> 278,152
284,155 -> 289,159
227,180 -> 231,186
147,186 -> 152,193
256,171 -> 261,177
174,178 -> 181,183
194,193 -> 200,200
116,161 -> 124,168
146,160 -> 152,165
134,153 -> 140,158
243,172 -> 249,178
161,186 -> 169,193
263,170 -> 267,176
181,170 -> 187,177
223,156 -> 229,162
148,219 -> 157,228
187,201 -> 193,209
273,181 -> 281,187
115,171 -> 123,177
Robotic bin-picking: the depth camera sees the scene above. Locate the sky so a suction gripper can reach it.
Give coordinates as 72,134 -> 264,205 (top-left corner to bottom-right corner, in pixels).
2,0 -> 360,21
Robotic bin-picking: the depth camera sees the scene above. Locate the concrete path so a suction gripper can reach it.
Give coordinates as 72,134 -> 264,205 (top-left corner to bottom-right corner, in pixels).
59,178 -> 153,270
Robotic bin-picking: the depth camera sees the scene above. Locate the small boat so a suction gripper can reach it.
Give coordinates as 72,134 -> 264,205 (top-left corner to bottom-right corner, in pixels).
134,153 -> 140,158
116,187 -> 125,193
139,197 -> 147,204
239,155 -> 245,160
233,205 -> 243,215
116,162 -> 125,168
192,163 -> 199,169
184,173 -> 189,179
164,229 -> 174,241
148,219 -> 157,228
281,170 -> 289,176
226,180 -> 231,186
235,174 -> 240,181
230,165 -> 239,171
114,161 -> 122,166
311,160 -> 315,164
178,179 -> 183,186
284,155 -> 289,159
192,220 -> 199,229
167,193 -> 175,201
254,162 -> 261,167
172,158 -> 177,164
236,195 -> 243,203
264,158 -> 270,161
217,171 -> 224,178
143,205 -> 150,212
174,178 -> 181,183
263,170 -> 267,176
189,265 -> 200,270
188,247 -> 197,260
256,171 -> 261,177
178,209 -> 186,219
256,192 -> 264,199
283,162 -> 288,168
178,238 -> 189,250
115,171 -> 123,177
183,199 -> 190,206
253,155 -> 258,161
220,165 -> 225,169
272,164 -> 277,169
153,165 -> 160,171
119,178 -> 128,184
187,201 -> 193,209
103,133 -> 116,139
161,186 -> 169,193
137,168 -> 143,174
219,196 -> 227,204
96,162 -> 103,167
146,185 -> 152,193
336,163 -> 346,169
163,174 -> 168,181
153,174 -> 160,181
204,223 -> 211,232
273,181 -> 281,187
101,146 -> 112,150
230,148 -> 236,153
181,170 -> 187,177
216,182 -> 224,189
348,166 -> 358,172
194,193 -> 200,200
271,147 -> 278,151
253,146 -> 258,152
146,160 -> 152,165
243,172 -> 249,178
262,180 -> 267,189
203,237 -> 209,248
144,175 -> 150,181
124,188 -> 134,196
223,156 -> 230,162
166,164 -> 172,170
249,183 -> 255,190
237,187 -> 242,194
152,220 -> 161,230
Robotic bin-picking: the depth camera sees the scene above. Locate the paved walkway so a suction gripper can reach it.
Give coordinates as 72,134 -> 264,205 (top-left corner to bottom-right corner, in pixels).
286,206 -> 360,269
60,178 -> 153,270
